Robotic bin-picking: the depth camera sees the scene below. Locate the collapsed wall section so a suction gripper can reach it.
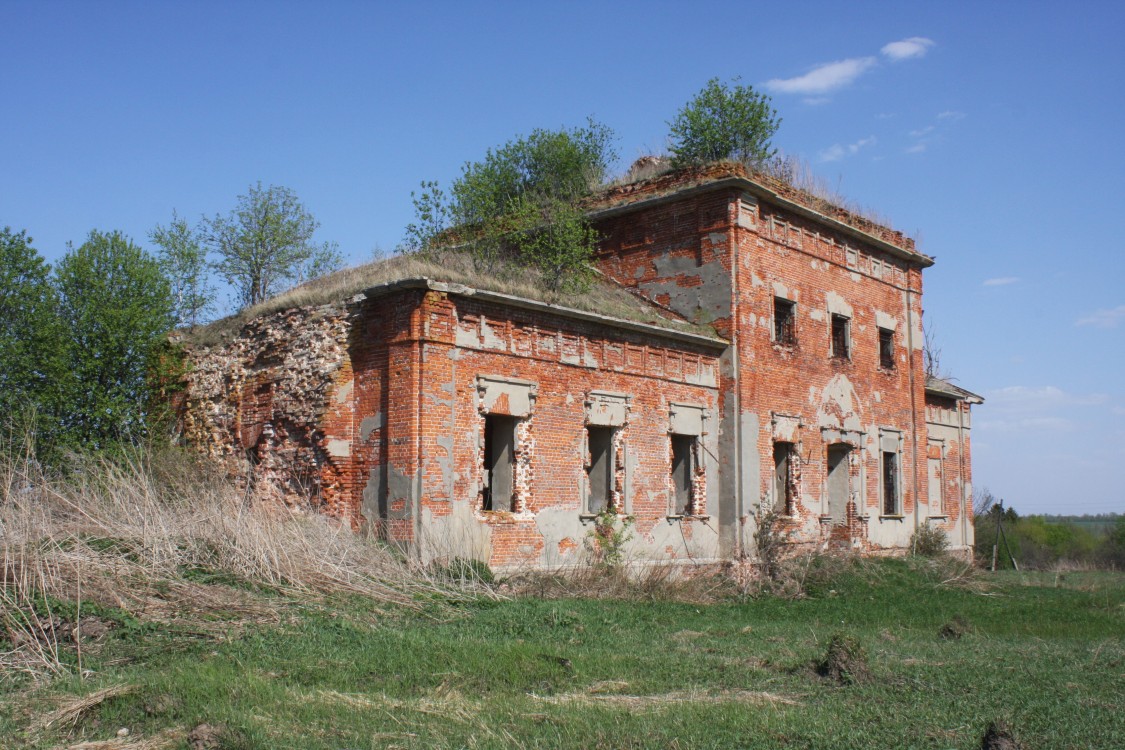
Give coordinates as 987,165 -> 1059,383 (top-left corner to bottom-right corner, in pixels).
180,303 -> 354,513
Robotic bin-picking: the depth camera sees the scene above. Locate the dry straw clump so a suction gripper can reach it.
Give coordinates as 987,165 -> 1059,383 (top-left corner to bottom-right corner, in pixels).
1,440 -> 485,679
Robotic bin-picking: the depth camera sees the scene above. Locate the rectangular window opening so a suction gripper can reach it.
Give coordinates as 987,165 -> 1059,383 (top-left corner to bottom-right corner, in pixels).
882,451 -> 900,516
483,415 -> 519,512
774,297 -> 796,346
831,314 -> 850,359
670,434 -> 696,515
586,426 -> 616,514
773,442 -> 796,515
879,328 -> 895,369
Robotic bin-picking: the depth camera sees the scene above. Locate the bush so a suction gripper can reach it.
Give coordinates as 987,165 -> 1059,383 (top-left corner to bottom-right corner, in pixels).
585,508 -> 634,571
437,557 -> 496,585
911,523 -> 950,557
402,120 -> 617,292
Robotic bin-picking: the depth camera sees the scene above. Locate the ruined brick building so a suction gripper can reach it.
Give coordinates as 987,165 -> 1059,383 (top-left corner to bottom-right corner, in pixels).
182,163 -> 982,569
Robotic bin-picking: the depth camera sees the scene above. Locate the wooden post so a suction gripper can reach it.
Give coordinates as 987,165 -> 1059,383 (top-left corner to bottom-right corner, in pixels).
991,503 -> 1003,572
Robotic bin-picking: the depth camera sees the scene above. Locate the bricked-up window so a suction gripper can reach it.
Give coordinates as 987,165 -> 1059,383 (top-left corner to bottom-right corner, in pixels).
670,434 -> 696,515
774,297 -> 796,346
882,451 -> 900,516
830,314 -> 850,359
826,444 -> 850,524
483,415 -> 519,512
773,442 -> 796,515
927,455 -> 943,514
878,327 -> 895,369
586,426 -> 616,514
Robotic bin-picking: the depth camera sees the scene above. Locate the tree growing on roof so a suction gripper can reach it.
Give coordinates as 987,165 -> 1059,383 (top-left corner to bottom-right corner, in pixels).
668,77 -> 780,167
402,119 -> 617,292
204,183 -> 342,308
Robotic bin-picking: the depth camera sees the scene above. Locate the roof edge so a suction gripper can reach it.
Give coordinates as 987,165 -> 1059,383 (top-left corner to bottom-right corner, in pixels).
588,172 -> 934,269
361,278 -> 730,350
925,375 -> 984,404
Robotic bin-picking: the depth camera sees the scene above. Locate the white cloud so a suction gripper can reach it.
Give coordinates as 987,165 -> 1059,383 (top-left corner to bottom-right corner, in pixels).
881,37 -> 935,61
819,136 -> 876,163
1076,304 -> 1125,328
766,57 -> 877,95
979,385 -> 1108,434
983,276 -> 1019,287
988,385 -> 1107,408
905,143 -> 927,154
909,125 -> 935,138
937,110 -> 966,121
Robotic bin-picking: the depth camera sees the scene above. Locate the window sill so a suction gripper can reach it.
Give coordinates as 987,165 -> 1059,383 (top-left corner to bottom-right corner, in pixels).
927,515 -> 949,521
879,514 -> 906,520
666,514 -> 711,522
580,512 -> 631,522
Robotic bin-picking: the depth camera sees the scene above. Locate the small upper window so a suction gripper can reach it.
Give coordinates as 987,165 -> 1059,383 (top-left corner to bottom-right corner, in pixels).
830,314 -> 850,359
774,297 -> 796,346
878,328 -> 895,369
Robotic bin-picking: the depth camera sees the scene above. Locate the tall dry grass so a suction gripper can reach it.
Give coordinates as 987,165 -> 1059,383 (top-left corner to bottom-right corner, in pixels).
0,440 -> 484,679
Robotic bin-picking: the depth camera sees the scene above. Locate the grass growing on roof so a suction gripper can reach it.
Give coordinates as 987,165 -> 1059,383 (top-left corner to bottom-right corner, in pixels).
188,248 -> 712,347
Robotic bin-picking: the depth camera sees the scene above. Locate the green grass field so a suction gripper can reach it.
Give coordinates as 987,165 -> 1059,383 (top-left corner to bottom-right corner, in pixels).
3,560 -> 1123,750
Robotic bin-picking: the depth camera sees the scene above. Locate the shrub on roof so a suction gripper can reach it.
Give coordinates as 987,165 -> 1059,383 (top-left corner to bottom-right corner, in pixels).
402,119 -> 617,293
668,77 -> 780,168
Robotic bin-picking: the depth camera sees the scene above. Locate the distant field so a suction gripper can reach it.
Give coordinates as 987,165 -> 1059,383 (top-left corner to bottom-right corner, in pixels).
2,559 -> 1122,749
1043,516 -> 1119,535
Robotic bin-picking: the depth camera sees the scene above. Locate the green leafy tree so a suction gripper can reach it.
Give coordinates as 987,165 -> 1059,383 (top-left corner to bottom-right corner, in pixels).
402,119 -> 616,292
504,197 -> 598,291
668,77 -> 781,167
451,119 -> 617,225
54,230 -> 175,449
204,183 -> 342,308
0,228 -> 65,434
150,210 -> 215,328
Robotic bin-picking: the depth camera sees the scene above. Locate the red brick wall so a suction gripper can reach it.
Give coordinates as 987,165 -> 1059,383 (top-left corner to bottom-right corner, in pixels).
592,181 -> 939,553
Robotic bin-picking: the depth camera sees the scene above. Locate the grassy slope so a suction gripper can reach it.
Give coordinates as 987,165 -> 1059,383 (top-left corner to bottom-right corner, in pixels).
3,562 -> 1123,749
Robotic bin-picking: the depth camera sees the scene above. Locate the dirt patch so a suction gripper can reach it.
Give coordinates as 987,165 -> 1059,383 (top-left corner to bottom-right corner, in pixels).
816,633 -> 870,684
980,720 -> 1023,750
940,615 -> 973,640
187,723 -> 225,750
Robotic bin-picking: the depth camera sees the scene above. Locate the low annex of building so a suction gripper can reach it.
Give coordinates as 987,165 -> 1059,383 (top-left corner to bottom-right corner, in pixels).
182,163 -> 983,569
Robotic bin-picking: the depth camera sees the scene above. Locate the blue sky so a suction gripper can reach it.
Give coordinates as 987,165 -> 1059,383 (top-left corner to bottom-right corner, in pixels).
2,1 -> 1123,515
